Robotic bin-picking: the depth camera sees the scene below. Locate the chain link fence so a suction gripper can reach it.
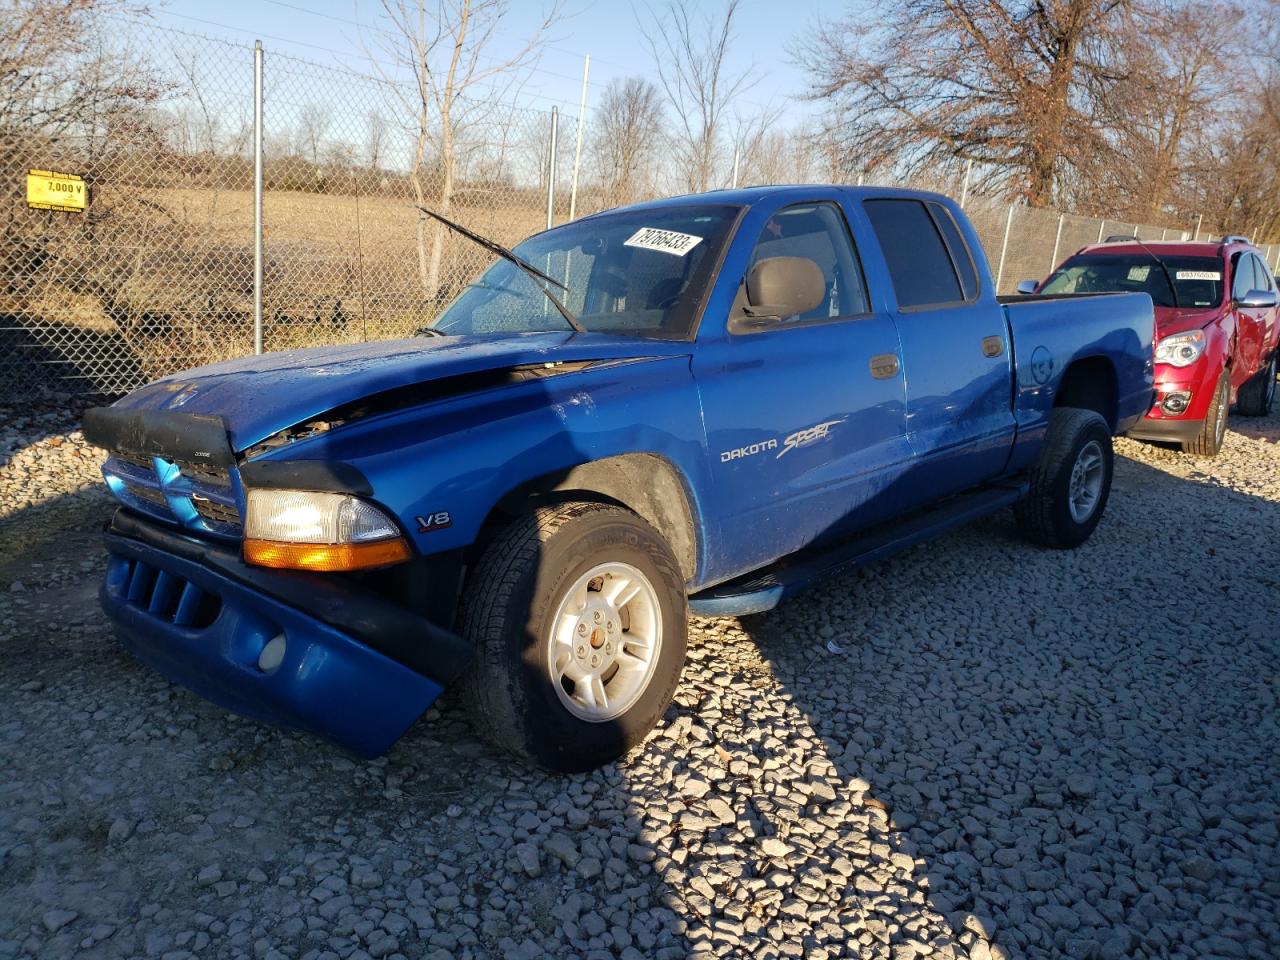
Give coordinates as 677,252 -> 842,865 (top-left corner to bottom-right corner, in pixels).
4,17 -> 1279,401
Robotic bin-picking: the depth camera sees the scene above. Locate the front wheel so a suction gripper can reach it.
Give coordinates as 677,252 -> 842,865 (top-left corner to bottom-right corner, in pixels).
1181,372 -> 1229,456
1236,351 -> 1276,417
458,501 -> 687,772
1015,407 -> 1114,549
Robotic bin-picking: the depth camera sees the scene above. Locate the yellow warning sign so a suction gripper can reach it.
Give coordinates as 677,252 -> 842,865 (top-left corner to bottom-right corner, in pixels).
26,170 -> 87,212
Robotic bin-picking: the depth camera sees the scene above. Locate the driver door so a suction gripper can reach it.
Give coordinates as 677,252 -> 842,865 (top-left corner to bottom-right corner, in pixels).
693,200 -> 913,580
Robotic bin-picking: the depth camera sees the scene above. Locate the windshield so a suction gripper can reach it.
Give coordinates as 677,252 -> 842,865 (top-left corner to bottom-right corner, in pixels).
431,204 -> 741,339
1041,253 -> 1224,308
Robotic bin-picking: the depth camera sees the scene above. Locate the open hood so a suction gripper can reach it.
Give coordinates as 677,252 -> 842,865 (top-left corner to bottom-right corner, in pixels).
109,332 -> 690,451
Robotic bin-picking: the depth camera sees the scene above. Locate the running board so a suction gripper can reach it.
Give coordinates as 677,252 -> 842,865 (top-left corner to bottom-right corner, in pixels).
688,482 -> 1028,617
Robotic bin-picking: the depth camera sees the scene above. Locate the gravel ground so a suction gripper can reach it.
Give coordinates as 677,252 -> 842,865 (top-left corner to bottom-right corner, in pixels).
1,401 -> 1277,960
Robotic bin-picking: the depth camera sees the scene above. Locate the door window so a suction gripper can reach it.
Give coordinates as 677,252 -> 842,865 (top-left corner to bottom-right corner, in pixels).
927,201 -> 980,300
1231,252 -> 1255,301
745,202 -> 870,322
1250,254 -> 1273,292
863,199 -> 966,309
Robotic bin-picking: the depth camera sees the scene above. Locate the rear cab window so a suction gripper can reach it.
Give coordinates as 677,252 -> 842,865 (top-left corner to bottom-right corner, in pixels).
862,199 -> 975,309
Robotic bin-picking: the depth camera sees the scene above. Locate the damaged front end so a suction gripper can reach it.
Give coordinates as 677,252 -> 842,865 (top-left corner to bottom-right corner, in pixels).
83,405 -> 472,758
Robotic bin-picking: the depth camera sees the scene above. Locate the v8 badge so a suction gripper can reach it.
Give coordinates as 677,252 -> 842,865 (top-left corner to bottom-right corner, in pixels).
416,511 -> 453,533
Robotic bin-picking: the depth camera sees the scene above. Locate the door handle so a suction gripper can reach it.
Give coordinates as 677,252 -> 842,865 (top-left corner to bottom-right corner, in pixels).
981,335 -> 1005,358
869,353 -> 900,379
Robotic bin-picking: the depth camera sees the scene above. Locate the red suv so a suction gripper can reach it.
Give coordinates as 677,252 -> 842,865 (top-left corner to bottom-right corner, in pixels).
1030,238 -> 1279,455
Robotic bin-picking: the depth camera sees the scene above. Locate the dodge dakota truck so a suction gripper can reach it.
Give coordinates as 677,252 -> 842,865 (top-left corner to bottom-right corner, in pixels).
83,186 -> 1155,771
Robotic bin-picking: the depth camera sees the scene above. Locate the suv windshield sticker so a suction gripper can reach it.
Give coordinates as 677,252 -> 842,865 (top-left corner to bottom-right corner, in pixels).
1127,265 -> 1150,282
624,227 -> 703,256
1176,270 -> 1221,281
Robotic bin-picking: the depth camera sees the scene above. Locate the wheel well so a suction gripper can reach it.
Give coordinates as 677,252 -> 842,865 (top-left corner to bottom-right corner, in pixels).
1054,357 -> 1118,430
481,454 -> 699,582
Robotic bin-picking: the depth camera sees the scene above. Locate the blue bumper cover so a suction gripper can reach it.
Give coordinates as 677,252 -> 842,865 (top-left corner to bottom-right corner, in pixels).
101,530 -> 448,758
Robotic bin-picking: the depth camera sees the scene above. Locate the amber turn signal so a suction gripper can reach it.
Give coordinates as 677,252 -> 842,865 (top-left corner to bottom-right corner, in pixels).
244,537 -> 411,572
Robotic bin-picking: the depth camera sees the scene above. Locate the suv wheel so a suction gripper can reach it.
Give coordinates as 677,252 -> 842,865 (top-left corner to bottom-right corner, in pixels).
1182,372 -> 1229,456
1015,407 -> 1113,548
1236,351 -> 1276,417
458,501 -> 687,772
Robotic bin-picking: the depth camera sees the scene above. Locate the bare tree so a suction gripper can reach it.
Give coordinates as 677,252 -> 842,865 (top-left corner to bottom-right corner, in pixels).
591,76 -> 664,206
1094,1 -> 1238,221
365,0 -> 561,300
365,110 -> 387,171
637,0 -> 756,193
795,0 -> 1135,207
298,103 -> 332,169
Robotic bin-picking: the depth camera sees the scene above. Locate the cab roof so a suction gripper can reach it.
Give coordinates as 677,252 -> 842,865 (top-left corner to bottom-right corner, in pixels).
1075,238 -> 1258,260
576,183 -> 957,219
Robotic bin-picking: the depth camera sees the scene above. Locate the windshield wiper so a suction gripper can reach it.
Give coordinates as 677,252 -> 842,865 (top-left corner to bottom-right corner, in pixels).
416,205 -> 587,334
1131,238 -> 1180,308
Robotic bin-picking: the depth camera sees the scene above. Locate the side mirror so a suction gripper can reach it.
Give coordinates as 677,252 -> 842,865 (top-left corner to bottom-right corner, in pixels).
1237,289 -> 1278,309
741,256 -> 825,325
1016,279 -> 1039,295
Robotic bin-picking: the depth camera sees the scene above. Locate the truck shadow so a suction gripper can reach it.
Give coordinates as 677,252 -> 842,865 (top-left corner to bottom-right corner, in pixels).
629,446 -> 1279,958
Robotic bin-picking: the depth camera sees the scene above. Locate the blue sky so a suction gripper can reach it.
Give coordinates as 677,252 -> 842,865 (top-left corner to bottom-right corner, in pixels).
154,0 -> 830,118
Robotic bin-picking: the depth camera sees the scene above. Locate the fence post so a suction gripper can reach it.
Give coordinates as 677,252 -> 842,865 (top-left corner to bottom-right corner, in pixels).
731,147 -> 741,189
1049,213 -> 1064,273
568,55 -> 589,221
1096,220 -> 1105,244
546,107 -> 558,230
253,40 -> 264,356
1193,214 -> 1202,241
995,204 -> 1015,292
959,158 -> 973,208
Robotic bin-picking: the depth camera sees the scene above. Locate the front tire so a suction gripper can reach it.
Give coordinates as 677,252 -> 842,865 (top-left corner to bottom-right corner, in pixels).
1236,351 -> 1276,417
1181,371 -> 1229,456
1015,407 -> 1113,549
458,501 -> 687,772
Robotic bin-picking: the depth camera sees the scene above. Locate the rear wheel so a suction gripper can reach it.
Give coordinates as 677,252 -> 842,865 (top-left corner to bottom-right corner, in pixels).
1015,407 -> 1113,549
1236,351 -> 1276,417
1181,372 -> 1229,456
458,501 -> 687,772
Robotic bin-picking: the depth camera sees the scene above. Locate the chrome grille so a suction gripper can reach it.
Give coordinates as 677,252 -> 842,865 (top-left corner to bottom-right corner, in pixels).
192,495 -> 241,529
178,460 -> 231,487
115,451 -> 154,473
125,482 -> 168,508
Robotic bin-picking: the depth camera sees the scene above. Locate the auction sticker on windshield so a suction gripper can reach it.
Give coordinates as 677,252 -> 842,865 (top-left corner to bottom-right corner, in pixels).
1176,270 -> 1221,281
625,227 -> 703,256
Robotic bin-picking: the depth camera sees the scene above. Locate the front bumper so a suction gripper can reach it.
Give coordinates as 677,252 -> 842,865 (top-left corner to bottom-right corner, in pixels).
100,510 -> 472,758
1125,364 -> 1213,445
1126,416 -> 1203,443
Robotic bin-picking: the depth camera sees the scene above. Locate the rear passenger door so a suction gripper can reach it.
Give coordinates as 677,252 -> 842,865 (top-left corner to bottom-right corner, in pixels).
860,198 -> 1016,501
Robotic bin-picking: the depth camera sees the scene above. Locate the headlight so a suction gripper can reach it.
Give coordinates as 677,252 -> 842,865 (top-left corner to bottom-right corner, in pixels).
243,489 -> 410,571
1154,330 -> 1206,367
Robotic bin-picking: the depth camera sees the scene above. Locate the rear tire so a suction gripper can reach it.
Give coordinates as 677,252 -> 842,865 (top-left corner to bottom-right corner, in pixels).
1181,372 -> 1229,456
1015,407 -> 1113,549
458,501 -> 687,772
1236,351 -> 1276,417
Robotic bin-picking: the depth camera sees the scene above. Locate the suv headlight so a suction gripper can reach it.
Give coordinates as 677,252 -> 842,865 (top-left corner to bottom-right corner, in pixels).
1154,330 -> 1206,367
244,489 -> 410,571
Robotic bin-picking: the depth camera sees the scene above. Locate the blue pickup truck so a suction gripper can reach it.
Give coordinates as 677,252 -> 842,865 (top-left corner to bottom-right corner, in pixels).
83,186 -> 1154,771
